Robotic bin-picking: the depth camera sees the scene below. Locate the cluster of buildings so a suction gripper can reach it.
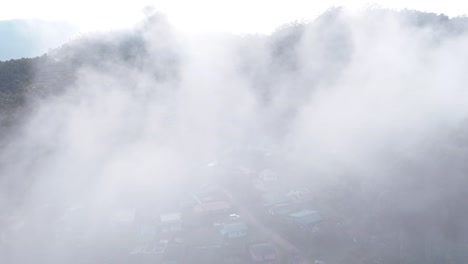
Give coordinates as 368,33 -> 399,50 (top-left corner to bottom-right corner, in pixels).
128,185 -> 279,263
0,167 -> 327,264
123,170 -> 326,264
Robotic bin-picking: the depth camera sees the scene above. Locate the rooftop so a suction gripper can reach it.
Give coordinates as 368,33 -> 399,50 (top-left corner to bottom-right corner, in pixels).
160,213 -> 182,222
288,210 -> 322,226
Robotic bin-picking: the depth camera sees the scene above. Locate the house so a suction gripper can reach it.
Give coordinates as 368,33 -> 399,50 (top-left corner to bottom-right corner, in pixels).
220,222 -> 248,239
261,192 -> 290,207
193,201 -> 231,215
268,203 -> 299,216
130,240 -> 168,263
160,213 -> 182,233
286,188 -> 313,202
253,169 -> 278,192
249,242 -> 277,263
287,210 -> 323,230
192,188 -> 232,215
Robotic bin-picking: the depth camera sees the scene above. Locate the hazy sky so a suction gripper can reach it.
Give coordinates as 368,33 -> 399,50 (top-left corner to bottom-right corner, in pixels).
1,0 -> 467,33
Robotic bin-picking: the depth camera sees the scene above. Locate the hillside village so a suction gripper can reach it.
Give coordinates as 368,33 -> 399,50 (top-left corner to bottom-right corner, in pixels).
2,158 -> 332,264
4,143 -> 468,264
1,8 -> 468,264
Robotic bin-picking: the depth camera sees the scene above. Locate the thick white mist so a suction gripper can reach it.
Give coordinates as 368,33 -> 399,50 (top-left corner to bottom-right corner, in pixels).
2,8 -> 468,264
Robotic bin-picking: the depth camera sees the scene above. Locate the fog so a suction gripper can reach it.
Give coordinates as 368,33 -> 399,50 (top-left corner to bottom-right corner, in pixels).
1,8 -> 468,264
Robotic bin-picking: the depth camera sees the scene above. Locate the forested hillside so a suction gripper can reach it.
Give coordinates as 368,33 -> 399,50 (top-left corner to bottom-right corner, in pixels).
1,9 -> 467,112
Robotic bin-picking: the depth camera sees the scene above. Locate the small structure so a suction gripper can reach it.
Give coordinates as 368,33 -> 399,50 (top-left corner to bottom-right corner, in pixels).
160,213 -> 182,233
229,214 -> 241,220
253,169 -> 277,192
192,188 -> 232,215
131,240 -> 168,255
287,210 -> 323,230
286,188 -> 313,202
261,192 -> 290,207
268,203 -> 299,216
193,201 -> 231,215
220,222 -> 248,239
249,242 -> 277,263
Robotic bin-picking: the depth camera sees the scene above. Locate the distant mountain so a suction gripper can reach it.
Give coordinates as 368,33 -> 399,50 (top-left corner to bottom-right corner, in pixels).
0,19 -> 78,60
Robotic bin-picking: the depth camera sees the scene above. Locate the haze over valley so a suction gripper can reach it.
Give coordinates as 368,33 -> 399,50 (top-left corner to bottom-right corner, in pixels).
1,7 -> 468,264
